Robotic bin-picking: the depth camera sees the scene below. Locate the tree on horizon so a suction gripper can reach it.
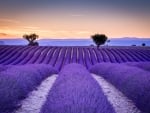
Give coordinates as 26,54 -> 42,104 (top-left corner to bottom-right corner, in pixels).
91,34 -> 108,48
142,43 -> 146,46
23,33 -> 39,46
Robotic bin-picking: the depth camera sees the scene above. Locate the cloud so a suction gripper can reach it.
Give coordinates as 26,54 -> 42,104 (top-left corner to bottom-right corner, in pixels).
0,33 -> 8,36
0,18 -> 20,24
0,33 -> 14,37
21,26 -> 51,33
23,26 -> 40,30
0,18 -> 21,29
70,14 -> 84,17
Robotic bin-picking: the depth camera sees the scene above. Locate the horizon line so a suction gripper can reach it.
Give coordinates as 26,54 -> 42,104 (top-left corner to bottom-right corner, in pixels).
0,37 -> 150,40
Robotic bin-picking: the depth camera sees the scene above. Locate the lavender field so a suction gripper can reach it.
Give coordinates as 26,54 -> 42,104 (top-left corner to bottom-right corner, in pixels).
0,45 -> 150,113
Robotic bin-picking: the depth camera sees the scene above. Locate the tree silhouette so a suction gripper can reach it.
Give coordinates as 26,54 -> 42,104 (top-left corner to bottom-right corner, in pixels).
23,33 -> 39,46
142,43 -> 146,46
91,34 -> 108,48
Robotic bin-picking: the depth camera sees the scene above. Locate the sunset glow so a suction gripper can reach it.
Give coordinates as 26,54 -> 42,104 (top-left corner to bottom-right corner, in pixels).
0,0 -> 150,39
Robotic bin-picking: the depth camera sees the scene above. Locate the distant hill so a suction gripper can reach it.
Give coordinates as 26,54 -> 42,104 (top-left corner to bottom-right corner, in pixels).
0,37 -> 150,46
0,41 -> 4,45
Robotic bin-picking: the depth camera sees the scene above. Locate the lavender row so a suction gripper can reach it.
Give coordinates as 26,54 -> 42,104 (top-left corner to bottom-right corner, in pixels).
0,65 -> 11,72
0,64 -> 57,113
0,46 -> 150,70
40,63 -> 115,113
90,63 -> 150,113
125,62 -> 150,72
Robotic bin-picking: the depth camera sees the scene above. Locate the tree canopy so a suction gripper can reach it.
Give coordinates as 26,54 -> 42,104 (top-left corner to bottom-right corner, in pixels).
23,33 -> 39,46
91,34 -> 108,47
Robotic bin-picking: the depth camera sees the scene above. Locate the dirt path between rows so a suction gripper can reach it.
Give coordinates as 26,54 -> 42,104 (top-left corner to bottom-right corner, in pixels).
92,74 -> 141,113
14,74 -> 57,113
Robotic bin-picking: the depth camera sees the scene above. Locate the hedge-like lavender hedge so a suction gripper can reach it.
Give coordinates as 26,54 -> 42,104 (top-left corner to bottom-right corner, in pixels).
0,64 -> 57,113
90,63 -> 150,113
40,63 -> 115,113
125,62 -> 150,72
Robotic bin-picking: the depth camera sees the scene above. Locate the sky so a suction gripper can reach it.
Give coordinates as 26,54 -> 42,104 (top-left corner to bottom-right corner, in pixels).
0,0 -> 150,39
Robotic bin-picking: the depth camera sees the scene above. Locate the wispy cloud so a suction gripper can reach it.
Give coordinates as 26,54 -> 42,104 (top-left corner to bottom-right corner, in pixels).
23,26 -> 40,30
0,33 -> 8,36
21,26 -> 51,33
0,18 -> 21,29
0,18 -> 20,24
70,14 -> 84,17
0,32 -> 14,37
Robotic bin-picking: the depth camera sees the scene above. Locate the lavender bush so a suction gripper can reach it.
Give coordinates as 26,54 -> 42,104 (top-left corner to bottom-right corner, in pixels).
18,47 -> 40,65
90,63 -> 150,113
26,47 -> 46,64
125,62 -> 150,72
88,48 -> 97,64
71,47 -> 78,63
49,48 -> 61,66
8,47 -> 34,65
83,48 -> 92,69
0,65 -> 11,72
42,47 -> 56,64
55,48 -> 67,71
0,64 -> 57,112
1,47 -> 28,65
63,48 -> 72,66
0,46 -> 12,57
40,63 -> 115,113
34,47 -> 51,63
1,46 -> 150,70
0,47 -> 16,60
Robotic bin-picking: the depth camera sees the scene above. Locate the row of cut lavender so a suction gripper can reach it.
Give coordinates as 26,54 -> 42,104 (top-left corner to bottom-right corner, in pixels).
0,62 -> 150,113
0,64 -> 57,113
0,46 -> 150,70
90,62 -> 150,113
40,64 -> 116,113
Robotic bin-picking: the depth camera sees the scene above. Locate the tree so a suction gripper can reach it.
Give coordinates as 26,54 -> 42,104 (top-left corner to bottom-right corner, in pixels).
91,34 -> 108,48
142,43 -> 146,46
23,33 -> 39,46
